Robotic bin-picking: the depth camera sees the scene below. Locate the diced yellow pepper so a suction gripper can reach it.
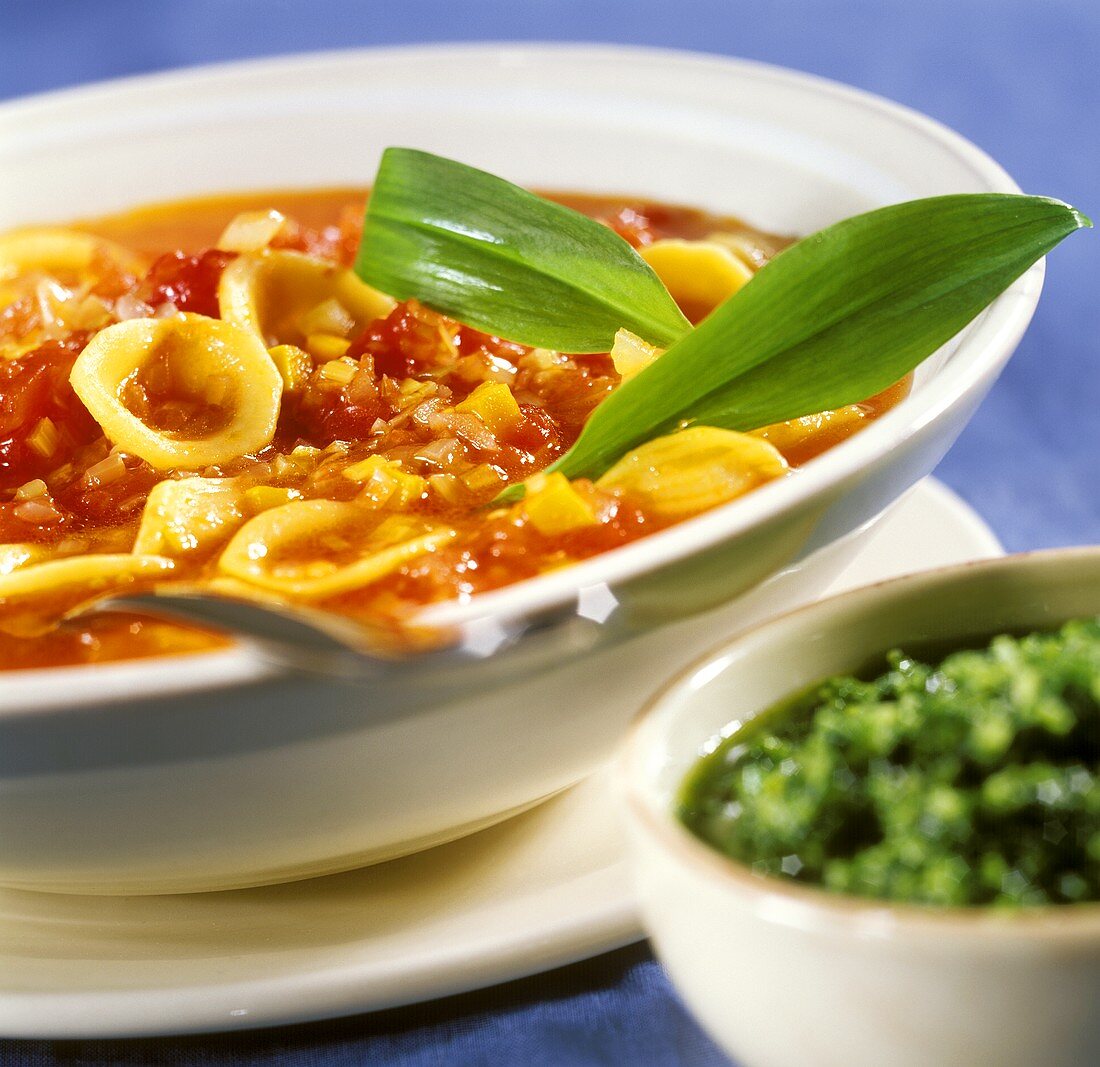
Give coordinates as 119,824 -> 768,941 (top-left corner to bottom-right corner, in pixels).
243,486 -> 303,513
428,473 -> 465,504
342,455 -> 392,483
342,455 -> 426,507
455,381 -> 523,437
268,343 -> 313,394
523,472 -> 599,536
307,332 -> 352,363
299,298 -> 356,338
460,463 -> 506,495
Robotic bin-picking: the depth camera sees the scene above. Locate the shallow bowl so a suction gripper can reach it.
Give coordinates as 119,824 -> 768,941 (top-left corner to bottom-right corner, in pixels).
619,547 -> 1100,1067
0,44 -> 1040,892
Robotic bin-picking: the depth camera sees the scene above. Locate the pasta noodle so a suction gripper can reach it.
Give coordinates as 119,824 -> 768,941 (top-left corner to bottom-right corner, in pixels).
217,499 -> 457,599
596,427 -> 789,520
68,314 -> 283,469
218,249 -> 394,381
132,477 -> 246,558
0,228 -> 143,288
0,554 -> 174,635
0,543 -> 51,575
640,238 -> 753,323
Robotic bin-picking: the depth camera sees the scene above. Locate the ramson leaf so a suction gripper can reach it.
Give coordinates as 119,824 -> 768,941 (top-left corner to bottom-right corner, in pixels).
352,151 -> 1089,496
355,148 -> 691,352
549,194 -> 1090,481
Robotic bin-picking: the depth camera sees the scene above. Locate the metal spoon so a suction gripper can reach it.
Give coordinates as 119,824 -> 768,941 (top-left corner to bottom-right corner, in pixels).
75,585 -> 626,684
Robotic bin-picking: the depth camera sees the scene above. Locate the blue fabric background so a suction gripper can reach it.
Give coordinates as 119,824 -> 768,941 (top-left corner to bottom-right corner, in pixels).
1,1 -> 1096,1063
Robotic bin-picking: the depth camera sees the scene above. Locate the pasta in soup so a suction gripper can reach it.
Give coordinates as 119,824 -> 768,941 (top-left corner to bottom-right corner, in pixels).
0,189 -> 908,669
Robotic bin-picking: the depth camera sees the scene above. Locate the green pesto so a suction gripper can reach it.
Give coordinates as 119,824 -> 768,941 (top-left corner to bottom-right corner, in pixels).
678,618 -> 1100,907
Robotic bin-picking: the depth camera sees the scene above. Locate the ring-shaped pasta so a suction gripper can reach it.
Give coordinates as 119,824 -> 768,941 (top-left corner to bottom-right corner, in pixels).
0,227 -> 145,285
132,477 -> 246,559
751,405 -> 871,458
217,499 -> 457,600
0,554 -> 175,636
218,250 -> 394,362
640,238 -> 754,323
0,543 -> 52,576
596,426 -> 788,520
69,314 -> 283,470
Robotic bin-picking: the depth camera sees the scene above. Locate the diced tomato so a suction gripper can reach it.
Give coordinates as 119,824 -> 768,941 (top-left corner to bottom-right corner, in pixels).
294,387 -> 385,446
511,404 -> 561,455
0,337 -> 99,491
53,458 -> 160,528
346,300 -> 453,379
452,324 -> 527,364
139,249 -> 235,316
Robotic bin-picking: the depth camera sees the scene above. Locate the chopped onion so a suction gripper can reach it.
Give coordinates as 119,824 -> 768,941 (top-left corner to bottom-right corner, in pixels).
443,411 -> 497,451
318,359 -> 357,386
216,209 -> 287,253
81,452 -> 127,488
26,417 -> 60,458
115,292 -> 154,321
14,498 -> 62,524
413,437 -> 460,468
13,478 -> 48,501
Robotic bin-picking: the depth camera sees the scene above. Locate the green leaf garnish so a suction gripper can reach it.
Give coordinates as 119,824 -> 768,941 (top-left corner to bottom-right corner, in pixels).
547,193 -> 1090,484
353,149 -> 1089,501
355,148 -> 691,352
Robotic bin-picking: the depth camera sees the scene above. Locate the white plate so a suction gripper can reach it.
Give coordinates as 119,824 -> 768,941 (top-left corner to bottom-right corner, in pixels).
0,479 -> 1000,1039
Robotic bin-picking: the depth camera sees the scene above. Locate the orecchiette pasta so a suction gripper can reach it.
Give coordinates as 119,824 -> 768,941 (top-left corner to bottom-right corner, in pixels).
133,477 -> 247,558
68,314 -> 283,469
596,427 -> 788,520
218,250 -> 394,378
0,554 -> 175,635
0,227 -> 144,286
640,238 -> 753,322
217,500 -> 457,599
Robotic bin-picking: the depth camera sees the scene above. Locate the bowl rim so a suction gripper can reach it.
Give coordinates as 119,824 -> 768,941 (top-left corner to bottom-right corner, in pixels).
619,544 -> 1100,941
0,42 -> 1042,704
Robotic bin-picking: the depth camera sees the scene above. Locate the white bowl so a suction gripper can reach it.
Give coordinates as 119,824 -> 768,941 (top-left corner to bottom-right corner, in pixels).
619,547 -> 1100,1067
0,45 -> 1041,893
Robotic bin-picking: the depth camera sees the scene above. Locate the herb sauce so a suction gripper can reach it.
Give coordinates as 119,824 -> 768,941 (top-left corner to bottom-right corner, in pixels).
679,618 -> 1100,906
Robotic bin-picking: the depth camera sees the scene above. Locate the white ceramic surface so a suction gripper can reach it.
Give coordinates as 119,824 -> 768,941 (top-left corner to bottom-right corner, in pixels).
0,45 -> 1040,892
0,480 -> 1001,1038
620,546 -> 1100,1067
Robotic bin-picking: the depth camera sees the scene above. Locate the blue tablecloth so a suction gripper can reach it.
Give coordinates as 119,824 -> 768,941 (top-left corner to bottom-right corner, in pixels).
2,1 -> 1097,1063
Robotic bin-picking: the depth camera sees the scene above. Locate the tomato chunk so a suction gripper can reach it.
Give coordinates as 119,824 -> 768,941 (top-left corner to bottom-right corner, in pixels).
0,337 -> 99,491
140,249 -> 235,316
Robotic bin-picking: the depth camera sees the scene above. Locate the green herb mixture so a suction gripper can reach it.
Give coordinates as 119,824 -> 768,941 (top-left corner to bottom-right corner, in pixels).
679,618 -> 1100,907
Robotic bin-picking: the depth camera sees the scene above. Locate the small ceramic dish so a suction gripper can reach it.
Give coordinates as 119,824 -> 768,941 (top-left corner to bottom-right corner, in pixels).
619,546 -> 1100,1067
0,44 -> 1043,893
